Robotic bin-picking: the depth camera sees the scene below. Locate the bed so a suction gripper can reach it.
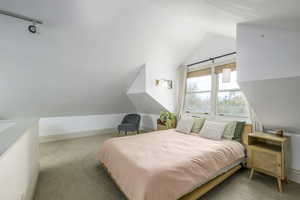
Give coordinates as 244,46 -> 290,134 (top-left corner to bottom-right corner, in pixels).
97,124 -> 252,200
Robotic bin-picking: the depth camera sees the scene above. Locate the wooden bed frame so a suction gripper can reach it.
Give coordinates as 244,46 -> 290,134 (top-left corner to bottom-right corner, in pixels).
180,124 -> 253,200
102,124 -> 253,200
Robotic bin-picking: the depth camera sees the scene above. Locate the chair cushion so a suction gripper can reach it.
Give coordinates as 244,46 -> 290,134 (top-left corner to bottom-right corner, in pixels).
118,123 -> 137,131
122,114 -> 141,124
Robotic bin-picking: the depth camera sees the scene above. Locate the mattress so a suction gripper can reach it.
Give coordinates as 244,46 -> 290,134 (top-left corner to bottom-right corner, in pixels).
97,129 -> 245,200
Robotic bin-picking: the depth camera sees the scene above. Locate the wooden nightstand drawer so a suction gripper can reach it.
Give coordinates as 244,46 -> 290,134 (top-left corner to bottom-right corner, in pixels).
251,150 -> 281,176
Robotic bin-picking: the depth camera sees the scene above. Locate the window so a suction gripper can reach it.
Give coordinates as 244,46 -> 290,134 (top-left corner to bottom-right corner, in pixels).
185,75 -> 211,113
217,71 -> 248,117
184,62 -> 248,118
184,69 -> 211,114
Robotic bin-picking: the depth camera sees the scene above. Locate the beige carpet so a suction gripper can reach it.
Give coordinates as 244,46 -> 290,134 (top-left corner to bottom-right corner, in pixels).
35,132 -> 300,200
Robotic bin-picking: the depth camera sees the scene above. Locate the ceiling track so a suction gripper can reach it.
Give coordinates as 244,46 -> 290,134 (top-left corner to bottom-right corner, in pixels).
0,9 -> 43,24
187,52 -> 236,67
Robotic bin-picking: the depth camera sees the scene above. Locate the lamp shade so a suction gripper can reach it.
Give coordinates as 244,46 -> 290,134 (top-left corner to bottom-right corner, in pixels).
222,68 -> 231,83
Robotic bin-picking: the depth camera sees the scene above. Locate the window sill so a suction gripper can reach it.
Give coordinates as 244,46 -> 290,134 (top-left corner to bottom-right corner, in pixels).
184,113 -> 250,122
217,114 -> 248,118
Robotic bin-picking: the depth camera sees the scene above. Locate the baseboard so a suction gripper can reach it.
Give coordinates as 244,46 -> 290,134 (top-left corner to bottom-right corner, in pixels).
288,168 -> 300,184
39,128 -> 116,143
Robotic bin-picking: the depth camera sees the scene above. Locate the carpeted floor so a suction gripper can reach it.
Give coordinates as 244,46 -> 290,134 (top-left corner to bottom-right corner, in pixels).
34,132 -> 300,200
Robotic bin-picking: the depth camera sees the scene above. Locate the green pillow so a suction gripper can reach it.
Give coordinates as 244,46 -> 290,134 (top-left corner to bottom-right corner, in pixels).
191,117 -> 206,133
233,121 -> 246,141
223,121 -> 237,140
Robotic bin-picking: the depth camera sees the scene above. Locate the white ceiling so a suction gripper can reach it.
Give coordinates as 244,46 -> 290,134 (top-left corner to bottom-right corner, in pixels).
0,0 -> 299,118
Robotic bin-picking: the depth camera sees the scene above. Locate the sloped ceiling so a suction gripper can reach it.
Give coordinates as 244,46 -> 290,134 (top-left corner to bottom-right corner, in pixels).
0,0 -> 299,118
0,0 -> 242,119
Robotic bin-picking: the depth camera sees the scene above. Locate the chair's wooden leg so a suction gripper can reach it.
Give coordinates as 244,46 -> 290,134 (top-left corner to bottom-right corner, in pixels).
249,168 -> 255,179
277,178 -> 283,192
125,131 -> 127,135
137,130 -> 139,134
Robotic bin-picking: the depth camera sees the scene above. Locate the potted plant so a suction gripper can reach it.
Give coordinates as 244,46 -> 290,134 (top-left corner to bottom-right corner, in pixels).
157,111 -> 176,130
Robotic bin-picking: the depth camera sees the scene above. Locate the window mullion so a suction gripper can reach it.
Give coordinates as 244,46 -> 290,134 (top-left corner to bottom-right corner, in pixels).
211,63 -> 217,118
186,90 -> 211,94
218,89 -> 240,92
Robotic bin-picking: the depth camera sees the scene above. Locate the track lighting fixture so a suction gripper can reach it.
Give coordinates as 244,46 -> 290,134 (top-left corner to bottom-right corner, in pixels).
28,22 -> 38,34
0,9 -> 43,34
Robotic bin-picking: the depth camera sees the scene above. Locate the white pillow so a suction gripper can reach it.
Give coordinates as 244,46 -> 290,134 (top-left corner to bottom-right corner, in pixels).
176,117 -> 194,134
199,120 -> 227,140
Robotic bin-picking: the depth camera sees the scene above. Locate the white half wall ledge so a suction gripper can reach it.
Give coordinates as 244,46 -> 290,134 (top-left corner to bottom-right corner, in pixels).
0,121 -> 39,200
39,128 -> 116,143
39,112 -> 159,142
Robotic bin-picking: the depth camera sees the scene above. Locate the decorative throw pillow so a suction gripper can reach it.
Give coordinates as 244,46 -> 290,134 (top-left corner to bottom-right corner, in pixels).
233,121 -> 246,141
175,117 -> 194,134
199,120 -> 227,140
191,117 -> 206,133
223,121 -> 237,140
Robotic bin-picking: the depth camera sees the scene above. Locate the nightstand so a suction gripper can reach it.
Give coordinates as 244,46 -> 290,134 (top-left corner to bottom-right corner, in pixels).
247,132 -> 289,192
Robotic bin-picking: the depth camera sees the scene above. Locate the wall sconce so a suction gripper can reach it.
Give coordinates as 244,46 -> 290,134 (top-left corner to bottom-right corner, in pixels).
155,79 -> 173,89
222,68 -> 231,83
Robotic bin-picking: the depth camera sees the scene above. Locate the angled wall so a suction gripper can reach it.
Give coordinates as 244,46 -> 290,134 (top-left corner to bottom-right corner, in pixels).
127,65 -> 169,114
237,22 -> 300,179
237,23 -> 300,133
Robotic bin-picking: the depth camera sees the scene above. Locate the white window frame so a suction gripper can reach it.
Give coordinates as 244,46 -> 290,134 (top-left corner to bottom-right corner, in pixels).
184,59 -> 249,120
185,76 -> 212,115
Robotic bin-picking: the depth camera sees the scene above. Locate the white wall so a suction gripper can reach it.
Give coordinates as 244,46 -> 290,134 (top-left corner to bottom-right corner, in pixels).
285,133 -> 300,170
184,33 -> 236,65
146,61 -> 177,113
0,0 -> 242,119
284,132 -> 300,183
127,93 -> 165,114
127,65 -> 146,94
139,113 -> 160,131
237,23 -> 300,82
127,64 -> 175,114
237,23 -> 300,133
237,22 -> 300,182
40,113 -> 159,138
0,122 -> 39,200
39,114 -> 127,136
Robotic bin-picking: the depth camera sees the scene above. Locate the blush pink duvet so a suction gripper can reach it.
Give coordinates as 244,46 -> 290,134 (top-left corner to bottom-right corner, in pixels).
97,129 -> 245,200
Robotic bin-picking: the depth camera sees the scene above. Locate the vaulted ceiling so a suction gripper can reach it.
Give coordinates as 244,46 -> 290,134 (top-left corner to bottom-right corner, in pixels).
0,0 -> 299,118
